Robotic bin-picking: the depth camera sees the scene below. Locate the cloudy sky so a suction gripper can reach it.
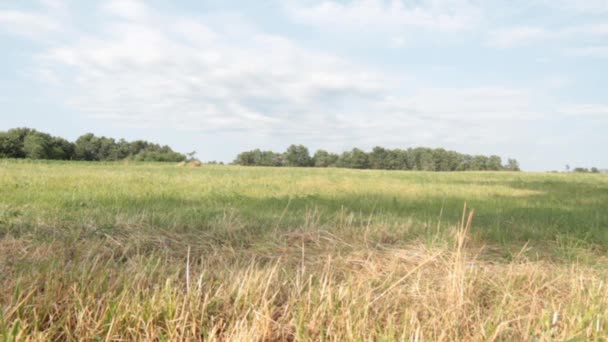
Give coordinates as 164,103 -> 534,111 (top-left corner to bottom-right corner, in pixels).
1,0 -> 607,170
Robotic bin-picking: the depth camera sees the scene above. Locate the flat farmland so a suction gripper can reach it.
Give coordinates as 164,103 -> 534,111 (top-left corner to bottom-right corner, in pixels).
1,161 -> 608,340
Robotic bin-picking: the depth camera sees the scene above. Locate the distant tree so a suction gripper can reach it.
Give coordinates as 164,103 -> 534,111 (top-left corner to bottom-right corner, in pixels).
432,148 -> 450,171
97,137 -> 118,160
313,150 -> 338,167
573,167 -> 590,173
72,133 -> 185,162
0,128 -> 75,160
133,151 -> 185,162
446,151 -> 462,171
0,133 -> 11,158
234,150 -> 256,166
49,136 -> 75,160
505,158 -> 520,171
412,148 -> 435,171
284,145 -> 312,167
457,155 -> 472,171
338,148 -> 369,169
486,155 -> 503,171
0,128 -> 184,162
591,167 -> 600,174
384,149 -> 408,170
269,151 -> 285,166
369,146 -> 389,169
470,155 -> 489,171
74,133 -> 100,161
23,132 -> 51,159
129,140 -> 149,156
234,145 -> 520,172
0,128 -> 34,158
234,149 -> 283,166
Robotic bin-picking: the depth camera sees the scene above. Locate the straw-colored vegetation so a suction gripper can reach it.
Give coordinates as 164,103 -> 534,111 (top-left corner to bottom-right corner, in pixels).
1,160 -> 607,340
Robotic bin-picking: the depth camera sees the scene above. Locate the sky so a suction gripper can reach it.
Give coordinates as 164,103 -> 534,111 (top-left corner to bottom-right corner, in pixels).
0,0 -> 607,171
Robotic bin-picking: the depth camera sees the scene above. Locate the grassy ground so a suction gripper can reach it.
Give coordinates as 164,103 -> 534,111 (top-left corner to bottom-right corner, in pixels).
1,160 -> 608,340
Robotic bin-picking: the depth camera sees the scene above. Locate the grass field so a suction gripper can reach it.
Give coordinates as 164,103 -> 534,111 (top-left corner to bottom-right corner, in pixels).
1,160 -> 608,340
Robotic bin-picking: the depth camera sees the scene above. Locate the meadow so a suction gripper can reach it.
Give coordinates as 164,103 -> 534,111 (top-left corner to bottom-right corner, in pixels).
1,160 -> 608,340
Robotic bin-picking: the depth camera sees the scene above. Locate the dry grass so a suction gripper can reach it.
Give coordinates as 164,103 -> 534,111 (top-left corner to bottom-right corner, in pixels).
1,161 -> 608,340
176,161 -> 202,167
2,206 -> 607,341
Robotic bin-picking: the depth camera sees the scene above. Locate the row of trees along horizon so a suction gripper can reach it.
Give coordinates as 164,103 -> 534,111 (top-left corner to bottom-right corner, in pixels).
234,145 -> 521,171
1,127 -> 521,171
0,128 -> 186,162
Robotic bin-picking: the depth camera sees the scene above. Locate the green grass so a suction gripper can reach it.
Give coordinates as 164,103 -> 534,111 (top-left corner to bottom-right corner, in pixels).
2,160 -> 607,249
1,160 -> 608,340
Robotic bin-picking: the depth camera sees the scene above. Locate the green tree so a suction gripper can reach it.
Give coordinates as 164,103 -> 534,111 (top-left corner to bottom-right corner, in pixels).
505,158 -> 520,171
0,128 -> 34,158
74,133 -> 101,161
49,137 -> 75,160
338,148 -> 369,169
412,148 -> 435,171
369,146 -> 389,169
471,155 -> 489,171
284,145 -> 312,167
234,150 -> 256,166
23,133 -> 51,159
313,150 -> 338,167
1,128 -> 184,162
487,155 -> 503,171
383,149 -> 409,170
234,149 -> 283,166
233,145 -> 519,172
432,148 -> 450,171
133,151 -> 186,162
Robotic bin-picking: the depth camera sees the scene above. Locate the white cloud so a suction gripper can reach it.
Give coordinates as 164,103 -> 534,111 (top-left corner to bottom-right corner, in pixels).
7,0 -> 546,148
544,75 -> 570,89
102,0 -> 150,20
40,0 -> 69,14
315,86 -> 541,149
289,0 -> 607,51
487,22 -> 608,49
487,27 -> 549,48
0,10 -> 60,39
380,87 -> 537,120
286,0 -> 480,34
563,23 -> 608,36
35,2 -> 391,137
540,0 -> 608,13
567,46 -> 608,58
560,104 -> 608,119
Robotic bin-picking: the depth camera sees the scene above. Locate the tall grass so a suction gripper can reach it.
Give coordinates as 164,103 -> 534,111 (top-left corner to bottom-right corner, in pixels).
1,161 -> 608,340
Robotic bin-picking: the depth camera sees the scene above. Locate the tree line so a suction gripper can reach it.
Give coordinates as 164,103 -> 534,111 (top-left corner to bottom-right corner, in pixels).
0,128 -> 186,162
572,167 -> 601,173
234,145 -> 520,171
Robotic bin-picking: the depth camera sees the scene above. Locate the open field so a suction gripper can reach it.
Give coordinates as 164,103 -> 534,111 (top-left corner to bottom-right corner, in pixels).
1,160 -> 608,340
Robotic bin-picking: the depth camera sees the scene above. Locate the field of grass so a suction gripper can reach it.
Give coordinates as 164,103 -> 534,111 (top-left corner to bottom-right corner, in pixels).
1,160 -> 608,340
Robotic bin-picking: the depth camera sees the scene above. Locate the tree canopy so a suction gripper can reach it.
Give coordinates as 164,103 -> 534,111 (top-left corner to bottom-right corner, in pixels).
0,128 -> 185,162
1,128 -> 525,171
234,145 -> 521,172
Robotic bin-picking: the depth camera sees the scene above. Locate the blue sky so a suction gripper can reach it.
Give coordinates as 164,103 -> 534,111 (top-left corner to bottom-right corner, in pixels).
1,0 -> 607,171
